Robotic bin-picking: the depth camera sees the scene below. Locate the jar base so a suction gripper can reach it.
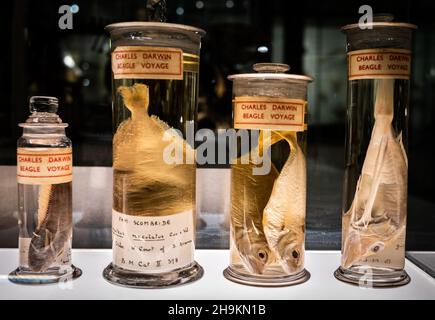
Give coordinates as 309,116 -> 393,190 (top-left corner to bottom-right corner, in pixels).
334,266 -> 410,288
102,261 -> 204,289
223,266 -> 310,287
8,265 -> 82,285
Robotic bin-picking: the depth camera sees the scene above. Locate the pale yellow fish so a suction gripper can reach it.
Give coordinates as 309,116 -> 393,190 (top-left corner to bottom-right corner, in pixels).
231,134 -> 278,274
342,79 -> 407,268
262,131 -> 306,275
113,83 -> 195,216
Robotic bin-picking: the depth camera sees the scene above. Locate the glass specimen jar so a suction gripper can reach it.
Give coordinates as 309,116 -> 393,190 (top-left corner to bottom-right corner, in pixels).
334,16 -> 417,287
103,22 -> 205,288
224,63 -> 313,286
9,96 -> 81,284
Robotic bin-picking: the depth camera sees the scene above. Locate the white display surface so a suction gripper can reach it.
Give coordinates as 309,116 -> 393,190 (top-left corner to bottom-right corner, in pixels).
0,249 -> 434,300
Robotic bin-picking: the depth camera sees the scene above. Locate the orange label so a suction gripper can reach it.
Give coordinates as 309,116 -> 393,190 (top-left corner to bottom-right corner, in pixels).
233,96 -> 306,131
348,48 -> 411,80
17,148 -> 72,185
112,46 -> 183,80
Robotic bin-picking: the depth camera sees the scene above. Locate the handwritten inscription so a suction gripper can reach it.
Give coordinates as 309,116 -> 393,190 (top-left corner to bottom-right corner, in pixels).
112,209 -> 194,273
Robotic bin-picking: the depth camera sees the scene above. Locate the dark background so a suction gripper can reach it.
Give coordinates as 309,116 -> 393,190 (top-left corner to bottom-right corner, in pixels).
0,0 -> 433,250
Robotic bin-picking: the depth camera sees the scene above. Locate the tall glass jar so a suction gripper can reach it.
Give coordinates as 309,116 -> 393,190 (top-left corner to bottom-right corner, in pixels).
9,96 -> 81,284
334,16 -> 417,287
224,63 -> 312,286
103,22 -> 205,288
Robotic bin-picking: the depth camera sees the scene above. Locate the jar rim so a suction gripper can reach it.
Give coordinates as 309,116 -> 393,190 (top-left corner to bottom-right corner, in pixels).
228,73 -> 313,82
341,22 -> 417,32
105,21 -> 206,37
19,123 -> 68,128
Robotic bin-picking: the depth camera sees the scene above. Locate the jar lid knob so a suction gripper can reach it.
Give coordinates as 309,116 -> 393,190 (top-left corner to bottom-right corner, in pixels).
373,13 -> 394,22
29,96 -> 58,114
253,63 -> 290,73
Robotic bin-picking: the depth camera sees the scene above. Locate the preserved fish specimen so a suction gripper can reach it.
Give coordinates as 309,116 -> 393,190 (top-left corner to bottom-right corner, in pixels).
104,22 -> 204,288
342,79 -> 407,268
231,134 -> 278,274
263,131 -> 306,274
113,83 -> 194,216
335,15 -> 416,287
29,183 -> 72,272
225,63 -> 312,286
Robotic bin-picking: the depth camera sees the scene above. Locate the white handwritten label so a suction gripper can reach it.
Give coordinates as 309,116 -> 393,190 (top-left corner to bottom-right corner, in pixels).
348,48 -> 411,80
112,46 -> 183,80
17,148 -> 72,185
112,209 -> 194,273
233,96 -> 306,131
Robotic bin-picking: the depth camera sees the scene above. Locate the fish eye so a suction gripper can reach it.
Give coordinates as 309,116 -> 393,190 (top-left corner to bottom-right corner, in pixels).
258,251 -> 267,261
292,250 -> 299,259
372,245 -> 380,253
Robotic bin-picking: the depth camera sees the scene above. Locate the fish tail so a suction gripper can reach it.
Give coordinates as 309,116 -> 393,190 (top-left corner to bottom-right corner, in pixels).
117,83 -> 150,119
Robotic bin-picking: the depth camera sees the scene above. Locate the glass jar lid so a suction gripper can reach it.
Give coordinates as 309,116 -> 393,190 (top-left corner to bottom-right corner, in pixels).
19,96 -> 67,128
105,21 -> 206,37
341,13 -> 417,31
228,63 -> 313,82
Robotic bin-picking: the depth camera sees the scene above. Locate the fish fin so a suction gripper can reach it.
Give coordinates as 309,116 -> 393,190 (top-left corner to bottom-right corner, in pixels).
360,135 -> 388,228
258,131 -> 299,158
151,115 -> 171,132
243,209 -> 261,236
397,131 -> 408,168
258,130 -> 286,156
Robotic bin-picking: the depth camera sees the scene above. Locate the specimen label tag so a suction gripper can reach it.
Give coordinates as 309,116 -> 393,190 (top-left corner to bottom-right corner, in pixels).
348,48 -> 411,80
112,46 -> 183,80
17,148 -> 72,185
233,96 -> 306,131
112,209 -> 194,273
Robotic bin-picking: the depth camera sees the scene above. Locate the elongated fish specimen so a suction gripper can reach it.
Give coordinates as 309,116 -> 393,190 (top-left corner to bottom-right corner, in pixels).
28,183 -> 72,272
231,134 -> 278,274
262,131 -> 306,275
113,83 -> 195,216
342,79 -> 408,269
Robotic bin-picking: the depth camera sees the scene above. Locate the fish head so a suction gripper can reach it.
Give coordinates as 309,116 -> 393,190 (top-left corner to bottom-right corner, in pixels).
246,242 -> 272,274
235,232 -> 271,274
276,232 -> 304,274
117,83 -> 149,112
342,231 -> 385,268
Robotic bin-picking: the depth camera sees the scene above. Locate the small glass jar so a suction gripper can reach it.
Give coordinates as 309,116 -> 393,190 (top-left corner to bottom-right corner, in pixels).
103,22 -> 205,288
334,15 -> 417,287
9,96 -> 81,284
224,63 -> 313,286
